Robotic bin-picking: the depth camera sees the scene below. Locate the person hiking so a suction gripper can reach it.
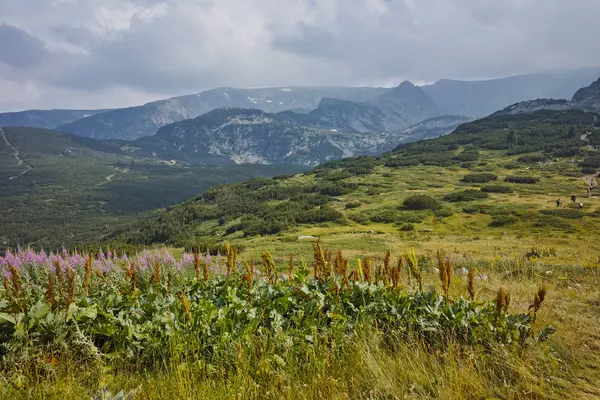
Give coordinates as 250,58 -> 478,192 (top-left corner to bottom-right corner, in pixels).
571,195 -> 577,203
579,201 -> 584,209
556,199 -> 561,208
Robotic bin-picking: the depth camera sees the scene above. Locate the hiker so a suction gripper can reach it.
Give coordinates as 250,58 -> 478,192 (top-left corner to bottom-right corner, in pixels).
556,199 -> 561,208
579,201 -> 584,209
571,195 -> 577,203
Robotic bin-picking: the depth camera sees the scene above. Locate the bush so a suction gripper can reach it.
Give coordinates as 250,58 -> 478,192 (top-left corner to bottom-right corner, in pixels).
489,215 -> 519,227
444,189 -> 489,202
402,194 -> 440,210
461,173 -> 498,183
505,176 -> 540,184
517,153 -> 547,163
552,147 -> 579,157
399,223 -> 415,231
481,185 -> 513,193
581,156 -> 600,168
453,149 -> 480,162
581,167 -> 597,175
345,201 -> 361,209
433,206 -> 455,218
539,209 -> 584,219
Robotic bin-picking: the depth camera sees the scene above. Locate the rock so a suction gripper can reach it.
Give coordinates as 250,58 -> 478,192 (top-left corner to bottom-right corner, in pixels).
297,235 -> 316,240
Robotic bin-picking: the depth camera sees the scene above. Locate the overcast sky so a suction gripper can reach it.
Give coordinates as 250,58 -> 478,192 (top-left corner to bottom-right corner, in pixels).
1,0 -> 600,112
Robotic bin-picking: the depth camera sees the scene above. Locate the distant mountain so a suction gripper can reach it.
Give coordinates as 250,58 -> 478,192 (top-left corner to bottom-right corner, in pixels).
572,77 -> 600,112
395,115 -> 472,141
422,67 -> 600,117
367,81 -> 440,129
0,109 -> 108,130
493,77 -> 600,116
56,87 -> 389,140
126,107 -> 424,167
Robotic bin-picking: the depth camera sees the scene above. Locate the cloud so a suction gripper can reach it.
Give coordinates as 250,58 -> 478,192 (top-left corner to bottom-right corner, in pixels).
0,0 -> 599,111
0,24 -> 50,67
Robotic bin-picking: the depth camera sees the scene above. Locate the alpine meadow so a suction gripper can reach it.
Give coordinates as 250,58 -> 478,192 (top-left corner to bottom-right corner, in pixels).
2,2 -> 600,399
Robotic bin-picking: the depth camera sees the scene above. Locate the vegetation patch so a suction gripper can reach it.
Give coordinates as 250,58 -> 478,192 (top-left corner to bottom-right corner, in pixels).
461,173 -> 498,183
402,194 -> 441,210
443,189 -> 489,202
481,185 -> 513,193
539,208 -> 585,219
504,176 -> 540,184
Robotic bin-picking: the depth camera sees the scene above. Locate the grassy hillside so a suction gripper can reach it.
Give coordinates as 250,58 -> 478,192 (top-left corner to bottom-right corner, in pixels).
0,127 -> 304,250
113,109 -> 600,262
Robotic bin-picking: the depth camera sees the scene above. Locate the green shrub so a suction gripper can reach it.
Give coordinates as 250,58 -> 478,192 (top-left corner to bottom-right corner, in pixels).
505,176 -> 540,184
453,149 -> 480,162
402,194 -> 440,210
539,209 -> 584,219
369,209 -> 404,223
481,185 -> 513,193
552,147 -> 579,157
581,167 -> 597,175
533,215 -> 572,230
443,189 -> 489,202
345,201 -> 361,209
399,223 -> 415,231
489,215 -> 519,227
503,162 -> 520,169
461,173 -> 498,183
433,206 -> 455,218
517,154 -> 547,163
581,156 -> 600,168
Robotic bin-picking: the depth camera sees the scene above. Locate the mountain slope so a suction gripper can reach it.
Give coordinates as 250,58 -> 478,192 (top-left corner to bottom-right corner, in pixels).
126,106 -> 436,167
367,81 -> 440,129
0,109 -> 108,129
56,86 -> 389,140
422,67 -> 600,117
109,108 -> 600,248
0,126 -> 304,249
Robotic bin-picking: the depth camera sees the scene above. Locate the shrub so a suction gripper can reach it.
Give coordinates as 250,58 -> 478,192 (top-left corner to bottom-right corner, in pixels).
402,194 -> 440,210
433,206 -> 455,218
517,153 -> 547,163
345,201 -> 361,209
503,162 -> 520,170
399,223 -> 415,231
489,215 -> 519,227
581,167 -> 597,175
444,189 -> 489,202
539,209 -> 584,219
461,173 -> 498,183
481,185 -> 513,193
453,149 -> 480,162
581,156 -> 600,168
505,176 -> 540,184
552,147 -> 579,157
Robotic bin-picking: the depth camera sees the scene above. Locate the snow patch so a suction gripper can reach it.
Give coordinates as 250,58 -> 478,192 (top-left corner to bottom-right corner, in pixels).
280,88 -> 292,92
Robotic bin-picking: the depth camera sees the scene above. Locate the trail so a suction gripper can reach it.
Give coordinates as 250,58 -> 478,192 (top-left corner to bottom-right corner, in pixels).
1,127 -> 32,180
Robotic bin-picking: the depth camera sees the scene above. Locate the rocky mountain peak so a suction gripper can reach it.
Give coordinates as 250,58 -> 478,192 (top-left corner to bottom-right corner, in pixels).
572,77 -> 600,102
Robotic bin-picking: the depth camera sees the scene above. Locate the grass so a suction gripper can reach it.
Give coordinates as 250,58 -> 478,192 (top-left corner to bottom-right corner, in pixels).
1,247 -> 599,399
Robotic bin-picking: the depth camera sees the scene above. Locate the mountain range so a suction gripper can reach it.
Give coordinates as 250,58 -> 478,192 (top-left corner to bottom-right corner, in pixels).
2,67 -> 600,141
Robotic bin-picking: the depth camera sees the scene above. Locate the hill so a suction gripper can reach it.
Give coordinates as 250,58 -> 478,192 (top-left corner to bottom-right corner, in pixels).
109,109 -> 600,259
0,127 -> 304,250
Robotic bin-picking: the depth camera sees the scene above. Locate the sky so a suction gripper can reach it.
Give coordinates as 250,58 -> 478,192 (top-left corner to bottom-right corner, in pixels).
1,0 -> 600,112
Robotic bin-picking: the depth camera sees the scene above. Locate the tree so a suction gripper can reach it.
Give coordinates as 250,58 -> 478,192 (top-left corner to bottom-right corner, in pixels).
569,125 -> 576,138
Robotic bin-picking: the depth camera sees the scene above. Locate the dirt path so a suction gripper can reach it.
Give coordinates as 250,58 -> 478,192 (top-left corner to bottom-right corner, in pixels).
0,127 -> 32,180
